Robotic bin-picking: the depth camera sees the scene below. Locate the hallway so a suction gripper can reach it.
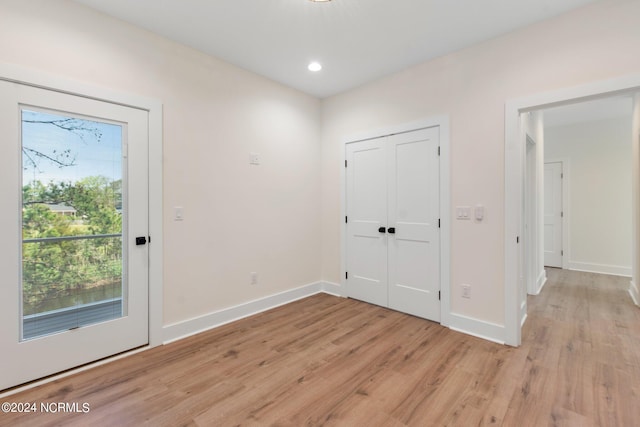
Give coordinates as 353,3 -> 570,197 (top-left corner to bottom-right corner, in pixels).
509,268 -> 640,425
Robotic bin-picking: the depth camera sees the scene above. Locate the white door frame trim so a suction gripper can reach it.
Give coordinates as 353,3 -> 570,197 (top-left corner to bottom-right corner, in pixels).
0,62 -> 164,349
505,74 -> 640,346
524,132 -> 538,296
340,116 -> 451,327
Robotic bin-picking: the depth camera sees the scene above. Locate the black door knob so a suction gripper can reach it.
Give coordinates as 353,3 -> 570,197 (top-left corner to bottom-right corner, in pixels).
378,226 -> 386,233
388,227 -> 396,234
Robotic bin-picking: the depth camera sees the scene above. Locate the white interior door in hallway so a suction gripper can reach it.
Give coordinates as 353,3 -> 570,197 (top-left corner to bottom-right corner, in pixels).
544,161 -> 563,268
345,127 -> 441,322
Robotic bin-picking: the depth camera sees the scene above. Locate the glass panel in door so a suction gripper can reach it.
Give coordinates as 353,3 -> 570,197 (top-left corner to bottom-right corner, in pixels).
21,108 -> 126,340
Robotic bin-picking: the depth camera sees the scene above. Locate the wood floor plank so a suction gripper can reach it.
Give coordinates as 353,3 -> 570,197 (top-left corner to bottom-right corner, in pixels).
2,269 -> 639,426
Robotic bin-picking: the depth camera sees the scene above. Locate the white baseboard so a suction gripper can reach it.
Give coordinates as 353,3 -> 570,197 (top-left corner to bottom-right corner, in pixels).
163,281 -> 338,344
321,281 -> 343,297
568,261 -> 631,277
162,282 -> 323,344
536,270 -> 547,294
630,280 -> 639,306
519,300 -> 527,327
448,312 -> 505,345
163,279 -> 509,349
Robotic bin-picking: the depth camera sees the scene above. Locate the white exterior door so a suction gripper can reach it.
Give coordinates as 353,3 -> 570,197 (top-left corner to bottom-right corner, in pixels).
345,127 -> 441,322
0,81 -> 149,390
544,162 -> 563,268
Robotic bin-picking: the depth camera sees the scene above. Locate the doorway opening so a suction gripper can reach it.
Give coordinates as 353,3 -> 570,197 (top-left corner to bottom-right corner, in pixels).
505,76 -> 640,346
524,97 -> 633,296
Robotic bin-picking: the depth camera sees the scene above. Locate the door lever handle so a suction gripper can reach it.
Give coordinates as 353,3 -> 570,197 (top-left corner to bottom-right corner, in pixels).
378,227 -> 386,233
387,227 -> 396,234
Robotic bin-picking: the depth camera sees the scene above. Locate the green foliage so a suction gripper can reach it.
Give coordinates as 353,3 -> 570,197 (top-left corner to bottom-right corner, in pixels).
22,177 -> 123,315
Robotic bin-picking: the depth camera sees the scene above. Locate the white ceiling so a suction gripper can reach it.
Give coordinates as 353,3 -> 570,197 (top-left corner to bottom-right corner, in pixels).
73,0 -> 598,98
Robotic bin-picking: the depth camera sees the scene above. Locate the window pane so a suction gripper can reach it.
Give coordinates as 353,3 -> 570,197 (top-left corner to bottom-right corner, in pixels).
21,108 -> 124,340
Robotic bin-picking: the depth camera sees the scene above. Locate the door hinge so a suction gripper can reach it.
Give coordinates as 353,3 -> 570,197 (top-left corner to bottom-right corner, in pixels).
438,291 -> 441,301
345,271 -> 348,280
345,216 -> 348,224
438,218 -> 441,228
438,146 -> 441,156
345,160 -> 348,167
561,211 -> 564,218
517,236 -> 520,244
561,250 -> 564,256
561,173 -> 564,179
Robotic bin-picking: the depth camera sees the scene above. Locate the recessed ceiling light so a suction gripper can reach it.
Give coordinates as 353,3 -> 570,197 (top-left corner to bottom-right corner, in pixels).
308,62 -> 322,72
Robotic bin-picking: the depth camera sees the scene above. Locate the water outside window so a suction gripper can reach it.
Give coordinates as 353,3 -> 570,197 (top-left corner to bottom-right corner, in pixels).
21,108 -> 125,340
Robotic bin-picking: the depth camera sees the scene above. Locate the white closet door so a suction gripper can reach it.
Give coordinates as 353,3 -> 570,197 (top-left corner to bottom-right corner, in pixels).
387,128 -> 440,321
345,138 -> 388,307
345,127 -> 441,321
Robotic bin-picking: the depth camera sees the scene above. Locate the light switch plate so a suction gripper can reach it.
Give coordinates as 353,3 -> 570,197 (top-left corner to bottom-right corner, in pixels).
174,206 -> 184,221
456,206 -> 471,220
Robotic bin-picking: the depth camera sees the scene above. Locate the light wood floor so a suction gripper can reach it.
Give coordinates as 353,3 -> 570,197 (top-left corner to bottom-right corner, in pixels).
2,269 -> 639,426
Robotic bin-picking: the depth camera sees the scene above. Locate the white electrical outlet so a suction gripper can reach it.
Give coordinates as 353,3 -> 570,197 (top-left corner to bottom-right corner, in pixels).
250,272 -> 258,285
249,152 -> 260,165
461,284 -> 471,299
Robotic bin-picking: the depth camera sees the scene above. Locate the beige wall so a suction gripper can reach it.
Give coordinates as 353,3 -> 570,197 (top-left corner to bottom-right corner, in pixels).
0,0 -> 322,326
545,116 -> 632,275
320,0 -> 640,326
